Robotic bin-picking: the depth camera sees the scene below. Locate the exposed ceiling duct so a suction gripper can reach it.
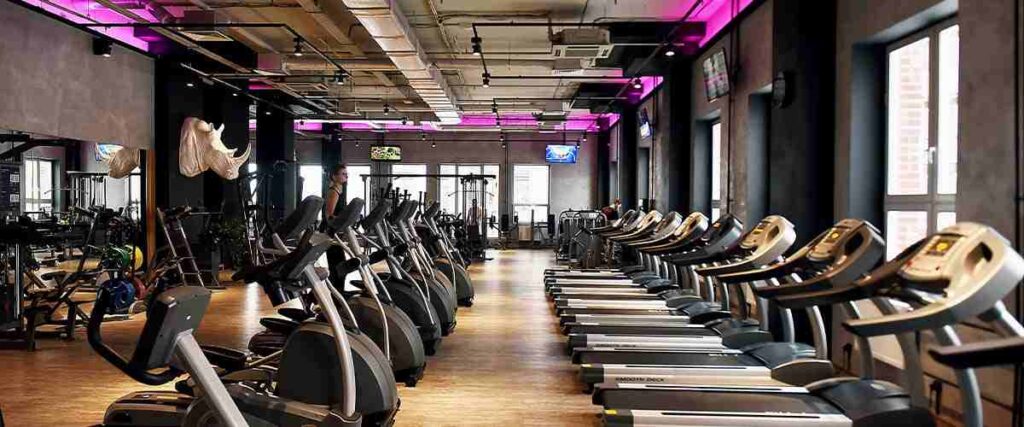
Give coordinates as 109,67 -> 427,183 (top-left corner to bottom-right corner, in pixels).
342,0 -> 461,124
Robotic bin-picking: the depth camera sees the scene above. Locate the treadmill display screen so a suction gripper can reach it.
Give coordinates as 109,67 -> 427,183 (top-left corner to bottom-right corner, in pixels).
824,227 -> 847,243
927,236 -> 960,256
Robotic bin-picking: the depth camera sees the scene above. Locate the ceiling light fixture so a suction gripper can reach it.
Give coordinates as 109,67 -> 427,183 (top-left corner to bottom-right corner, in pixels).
496,119 -> 501,128
482,72 -> 491,88
471,36 -> 482,56
186,81 -> 195,88
383,104 -> 390,115
92,37 -> 112,57
431,141 -> 437,148
664,47 -> 676,57
632,78 -> 643,90
293,38 -> 304,57
332,72 -> 345,85
232,92 -> 239,97
401,117 -> 408,126
421,132 -> 427,141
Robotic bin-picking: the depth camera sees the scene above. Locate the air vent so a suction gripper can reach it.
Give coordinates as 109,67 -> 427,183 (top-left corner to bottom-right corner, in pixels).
551,28 -> 613,59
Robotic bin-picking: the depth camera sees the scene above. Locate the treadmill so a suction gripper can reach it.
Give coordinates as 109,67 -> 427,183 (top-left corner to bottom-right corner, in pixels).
545,210 -> 642,277
600,222 -> 1024,427
547,211 -> 674,286
549,212 -> 708,301
557,216 -> 796,338
583,219 -> 884,395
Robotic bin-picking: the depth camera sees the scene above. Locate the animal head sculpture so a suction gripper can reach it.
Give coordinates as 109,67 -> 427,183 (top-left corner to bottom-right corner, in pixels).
106,146 -> 140,179
179,117 -> 251,180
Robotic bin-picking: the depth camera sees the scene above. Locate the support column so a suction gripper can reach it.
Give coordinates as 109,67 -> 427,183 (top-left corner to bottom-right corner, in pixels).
596,125 -> 611,207
664,61 -> 694,212
770,0 -> 837,244
201,85 -> 251,215
255,103 -> 296,222
617,104 -> 639,212
154,58 -> 205,210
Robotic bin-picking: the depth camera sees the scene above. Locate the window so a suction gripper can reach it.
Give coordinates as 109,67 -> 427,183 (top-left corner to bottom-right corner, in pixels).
299,165 -> 323,200
24,158 -> 55,217
710,121 -> 723,220
513,164 -> 549,224
391,163 -> 427,202
483,164 -> 500,238
438,164 -> 500,236
127,167 -> 142,220
247,163 -> 258,204
345,165 -> 372,214
884,23 -> 959,259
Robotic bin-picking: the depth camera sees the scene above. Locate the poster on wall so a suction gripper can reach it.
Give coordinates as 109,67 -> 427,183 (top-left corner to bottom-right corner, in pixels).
0,162 -> 21,215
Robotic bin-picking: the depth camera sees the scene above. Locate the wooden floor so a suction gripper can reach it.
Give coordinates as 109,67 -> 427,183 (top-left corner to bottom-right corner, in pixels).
0,249 -> 597,426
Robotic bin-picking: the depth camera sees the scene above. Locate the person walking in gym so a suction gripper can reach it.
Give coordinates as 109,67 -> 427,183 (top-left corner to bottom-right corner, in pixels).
467,198 -> 483,251
324,163 -> 349,285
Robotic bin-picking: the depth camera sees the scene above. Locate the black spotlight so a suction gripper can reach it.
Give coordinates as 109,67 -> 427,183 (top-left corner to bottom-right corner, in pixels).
293,38 -> 304,57
431,141 -> 437,148
496,119 -> 501,128
664,47 -> 676,57
482,72 -> 491,88
491,103 -> 498,114
92,37 -> 113,58
421,132 -> 427,141
401,117 -> 408,126
332,72 -> 346,85
383,104 -> 391,115
471,36 -> 482,56
632,78 -> 643,90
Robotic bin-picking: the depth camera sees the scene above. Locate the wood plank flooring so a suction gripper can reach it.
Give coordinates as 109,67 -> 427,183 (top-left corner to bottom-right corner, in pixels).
0,249 -> 597,426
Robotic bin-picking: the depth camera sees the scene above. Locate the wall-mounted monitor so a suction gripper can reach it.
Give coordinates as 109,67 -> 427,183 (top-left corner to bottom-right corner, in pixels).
638,107 -> 653,140
545,145 -> 579,164
702,49 -> 730,102
95,143 -> 123,161
370,145 -> 402,162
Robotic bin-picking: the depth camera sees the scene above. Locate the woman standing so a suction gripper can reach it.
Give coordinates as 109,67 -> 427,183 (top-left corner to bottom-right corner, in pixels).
324,164 -> 349,285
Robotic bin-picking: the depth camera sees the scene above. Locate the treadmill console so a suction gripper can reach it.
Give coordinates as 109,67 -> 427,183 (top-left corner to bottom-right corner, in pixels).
674,212 -> 708,238
738,215 -> 796,255
846,222 -> 1024,337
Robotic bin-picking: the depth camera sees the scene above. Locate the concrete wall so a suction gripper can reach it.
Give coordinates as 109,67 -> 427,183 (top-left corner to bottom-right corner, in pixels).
0,1 -> 154,149
690,0 -> 774,224
319,130 -> 598,218
832,0 -> 1019,423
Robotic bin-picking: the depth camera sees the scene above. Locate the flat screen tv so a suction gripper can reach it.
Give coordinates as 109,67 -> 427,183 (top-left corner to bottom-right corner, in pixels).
638,107 -> 652,139
702,49 -> 730,102
95,143 -> 122,161
545,145 -> 579,164
370,145 -> 402,162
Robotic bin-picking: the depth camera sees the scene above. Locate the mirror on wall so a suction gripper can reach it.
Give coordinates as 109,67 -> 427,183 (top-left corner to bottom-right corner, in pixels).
0,129 -> 147,222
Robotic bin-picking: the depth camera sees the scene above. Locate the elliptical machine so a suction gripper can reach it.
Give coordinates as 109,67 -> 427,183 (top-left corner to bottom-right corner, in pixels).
420,202 -> 475,307
88,224 -> 366,426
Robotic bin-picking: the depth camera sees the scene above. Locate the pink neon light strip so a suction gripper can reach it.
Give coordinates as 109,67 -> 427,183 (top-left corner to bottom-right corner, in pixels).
691,0 -> 756,47
18,0 -> 159,51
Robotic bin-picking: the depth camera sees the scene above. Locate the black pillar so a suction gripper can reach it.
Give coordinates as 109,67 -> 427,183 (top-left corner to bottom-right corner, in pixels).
154,58 -> 205,210
596,125 -> 611,207
201,85 -> 251,216
255,103 -> 296,223
770,0 -> 836,245
664,60 -> 694,212
617,104 -> 639,211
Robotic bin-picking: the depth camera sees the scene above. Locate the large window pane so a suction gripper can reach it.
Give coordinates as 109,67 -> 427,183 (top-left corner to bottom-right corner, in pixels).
391,164 -> 427,203
439,164 -> 457,214
887,38 -> 931,196
711,122 -> 722,203
886,210 -> 928,260
483,164 -> 500,238
936,211 -> 957,231
513,164 -> 549,224
346,165 -> 372,214
937,25 -> 959,195
299,165 -> 323,200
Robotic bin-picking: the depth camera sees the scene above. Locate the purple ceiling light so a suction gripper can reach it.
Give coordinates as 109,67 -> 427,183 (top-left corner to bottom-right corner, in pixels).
690,0 -> 756,47
19,0 -> 167,51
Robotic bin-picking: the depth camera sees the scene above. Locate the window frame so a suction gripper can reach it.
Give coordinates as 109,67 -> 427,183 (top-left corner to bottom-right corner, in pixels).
511,164 -> 550,225
23,157 -> 56,217
709,120 -> 724,220
883,19 -> 959,255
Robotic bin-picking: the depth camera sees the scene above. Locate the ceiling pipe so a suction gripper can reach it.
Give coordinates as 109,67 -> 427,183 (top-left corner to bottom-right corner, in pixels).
342,0 -> 460,124
292,0 -> 400,89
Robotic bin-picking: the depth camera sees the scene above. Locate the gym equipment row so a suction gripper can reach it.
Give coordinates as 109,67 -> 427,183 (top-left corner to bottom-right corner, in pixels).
543,209 -> 1024,427
86,194 -> 477,426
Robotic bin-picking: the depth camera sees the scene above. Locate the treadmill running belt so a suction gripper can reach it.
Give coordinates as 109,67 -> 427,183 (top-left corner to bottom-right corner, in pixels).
598,388 -> 841,414
574,350 -> 760,365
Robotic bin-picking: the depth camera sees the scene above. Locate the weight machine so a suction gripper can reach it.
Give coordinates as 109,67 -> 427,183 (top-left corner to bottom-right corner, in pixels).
360,173 -> 496,260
